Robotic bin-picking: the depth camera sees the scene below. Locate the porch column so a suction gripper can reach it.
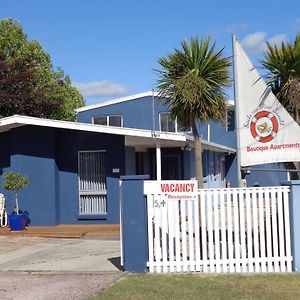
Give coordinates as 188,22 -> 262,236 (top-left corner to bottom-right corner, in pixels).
156,141 -> 161,180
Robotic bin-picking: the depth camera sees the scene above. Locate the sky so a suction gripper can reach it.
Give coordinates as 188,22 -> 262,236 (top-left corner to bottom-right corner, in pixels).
1,0 -> 300,105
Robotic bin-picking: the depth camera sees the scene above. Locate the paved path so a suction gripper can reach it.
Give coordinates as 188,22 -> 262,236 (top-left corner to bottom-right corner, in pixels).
0,236 -> 121,272
0,236 -> 123,299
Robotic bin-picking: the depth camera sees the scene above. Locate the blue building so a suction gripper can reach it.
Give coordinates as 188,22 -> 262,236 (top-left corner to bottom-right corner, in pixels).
76,91 -> 236,187
0,91 -> 288,226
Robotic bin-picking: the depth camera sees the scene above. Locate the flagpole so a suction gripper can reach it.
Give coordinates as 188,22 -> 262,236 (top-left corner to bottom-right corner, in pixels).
232,34 -> 242,187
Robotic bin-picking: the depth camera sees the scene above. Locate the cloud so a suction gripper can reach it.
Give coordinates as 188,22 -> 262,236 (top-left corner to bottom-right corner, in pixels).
293,18 -> 300,30
73,80 -> 128,97
241,32 -> 267,53
223,23 -> 248,33
241,32 -> 287,54
268,34 -> 287,47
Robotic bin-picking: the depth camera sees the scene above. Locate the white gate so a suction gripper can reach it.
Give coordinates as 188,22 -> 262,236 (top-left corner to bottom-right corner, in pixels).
145,183 -> 292,273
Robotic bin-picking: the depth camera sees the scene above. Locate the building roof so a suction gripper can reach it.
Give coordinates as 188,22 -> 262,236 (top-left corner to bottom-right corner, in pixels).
75,91 -> 159,113
75,90 -> 234,113
0,115 -> 236,153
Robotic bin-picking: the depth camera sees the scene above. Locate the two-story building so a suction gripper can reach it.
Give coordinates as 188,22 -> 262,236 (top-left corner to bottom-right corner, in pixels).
0,91 -> 288,226
76,91 -> 237,187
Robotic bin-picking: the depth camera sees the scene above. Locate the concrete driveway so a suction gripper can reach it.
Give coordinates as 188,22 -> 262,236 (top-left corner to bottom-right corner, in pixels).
0,236 -> 123,299
0,236 -> 121,272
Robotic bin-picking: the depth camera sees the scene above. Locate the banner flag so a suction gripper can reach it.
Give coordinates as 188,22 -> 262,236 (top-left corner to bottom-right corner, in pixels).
234,38 -> 300,166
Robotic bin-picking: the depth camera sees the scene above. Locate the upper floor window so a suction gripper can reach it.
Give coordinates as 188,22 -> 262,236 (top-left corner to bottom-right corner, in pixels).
226,110 -> 235,131
93,115 -> 123,127
159,112 -> 189,133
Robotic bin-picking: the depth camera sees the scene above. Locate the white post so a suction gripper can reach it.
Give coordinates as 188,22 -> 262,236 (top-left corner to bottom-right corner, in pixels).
156,142 -> 161,180
232,34 -> 242,187
207,124 -> 210,141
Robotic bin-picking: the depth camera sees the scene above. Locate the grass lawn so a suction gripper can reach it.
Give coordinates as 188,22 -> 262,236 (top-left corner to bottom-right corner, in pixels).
87,273 -> 300,300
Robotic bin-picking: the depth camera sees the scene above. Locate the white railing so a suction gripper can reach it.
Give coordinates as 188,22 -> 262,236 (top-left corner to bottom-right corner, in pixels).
145,184 -> 292,274
79,193 -> 107,215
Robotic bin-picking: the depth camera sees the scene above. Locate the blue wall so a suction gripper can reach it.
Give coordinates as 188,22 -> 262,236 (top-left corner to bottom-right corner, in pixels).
0,125 -> 125,226
77,96 -> 157,130
76,96 -> 232,147
244,163 -> 288,187
1,126 -> 58,225
77,95 -> 237,186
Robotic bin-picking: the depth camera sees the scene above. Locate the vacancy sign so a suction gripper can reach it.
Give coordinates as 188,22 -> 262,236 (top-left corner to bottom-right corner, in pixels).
144,180 -> 198,201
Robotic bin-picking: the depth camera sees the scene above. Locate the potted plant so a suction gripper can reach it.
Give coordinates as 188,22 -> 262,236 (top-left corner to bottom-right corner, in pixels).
2,171 -> 29,231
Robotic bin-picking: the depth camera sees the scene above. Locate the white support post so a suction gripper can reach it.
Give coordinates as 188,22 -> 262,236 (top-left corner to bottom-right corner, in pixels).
156,142 -> 161,180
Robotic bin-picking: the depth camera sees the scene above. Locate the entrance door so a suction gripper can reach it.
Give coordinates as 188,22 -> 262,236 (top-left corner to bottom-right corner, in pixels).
161,154 -> 181,180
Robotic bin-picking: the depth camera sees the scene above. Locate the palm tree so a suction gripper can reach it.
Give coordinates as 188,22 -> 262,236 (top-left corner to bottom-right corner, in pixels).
156,36 -> 231,187
261,34 -> 300,179
261,34 -> 300,122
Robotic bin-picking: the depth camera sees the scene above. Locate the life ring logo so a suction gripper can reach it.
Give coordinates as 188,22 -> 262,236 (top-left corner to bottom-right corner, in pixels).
250,110 -> 279,143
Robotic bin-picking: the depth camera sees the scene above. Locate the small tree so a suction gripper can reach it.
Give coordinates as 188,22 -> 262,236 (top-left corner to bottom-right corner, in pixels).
2,172 -> 29,215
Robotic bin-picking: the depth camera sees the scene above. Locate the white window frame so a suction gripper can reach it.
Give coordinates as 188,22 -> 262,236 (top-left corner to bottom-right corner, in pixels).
92,115 -> 123,127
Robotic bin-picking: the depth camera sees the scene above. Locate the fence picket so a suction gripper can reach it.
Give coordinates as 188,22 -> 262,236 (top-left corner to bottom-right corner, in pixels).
154,194 -> 162,273
180,200 -> 188,272
258,189 -> 266,272
246,189 -> 254,272
174,200 -> 181,272
207,191 -> 214,273
214,190 -> 221,273
187,200 -> 195,272
233,190 -> 240,273
252,189 -> 260,272
168,200 -> 175,273
283,188 -> 292,272
277,188 -> 285,272
227,189 -> 234,273
220,189 -> 227,273
161,195 -> 168,273
239,189 -> 247,273
194,196 -> 201,272
265,189 -> 273,272
271,189 -> 279,272
200,190 -> 208,273
147,194 -> 155,273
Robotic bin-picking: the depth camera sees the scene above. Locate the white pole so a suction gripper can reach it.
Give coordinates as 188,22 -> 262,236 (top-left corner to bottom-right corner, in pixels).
207,124 -> 210,142
156,142 -> 161,180
152,89 -> 155,132
232,34 -> 242,187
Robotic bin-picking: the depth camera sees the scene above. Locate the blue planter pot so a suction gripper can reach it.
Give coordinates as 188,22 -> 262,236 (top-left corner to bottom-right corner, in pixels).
8,214 -> 27,231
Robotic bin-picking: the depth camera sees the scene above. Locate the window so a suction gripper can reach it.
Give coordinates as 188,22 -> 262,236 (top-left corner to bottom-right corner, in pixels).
160,113 -> 175,132
159,112 -> 190,133
93,115 -> 123,127
226,110 -> 235,131
109,115 -> 122,127
78,151 -> 107,216
93,116 -> 107,126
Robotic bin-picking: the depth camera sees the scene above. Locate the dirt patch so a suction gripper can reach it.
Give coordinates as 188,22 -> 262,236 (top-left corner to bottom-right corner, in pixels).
0,271 -> 124,300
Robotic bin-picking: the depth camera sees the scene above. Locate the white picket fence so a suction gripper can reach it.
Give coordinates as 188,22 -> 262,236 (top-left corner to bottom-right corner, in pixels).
144,183 -> 292,274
